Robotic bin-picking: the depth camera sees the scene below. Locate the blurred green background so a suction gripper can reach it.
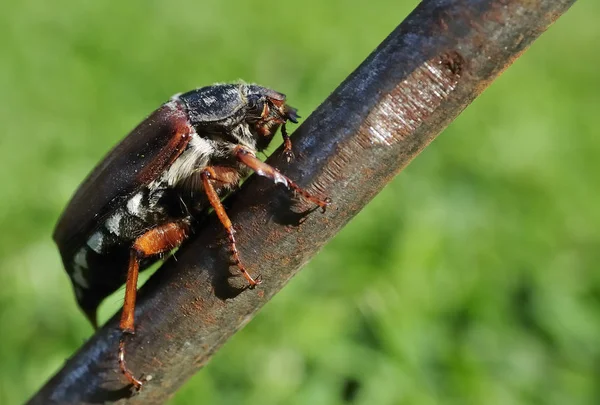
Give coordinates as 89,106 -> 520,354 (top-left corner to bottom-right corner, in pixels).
1,0 -> 598,404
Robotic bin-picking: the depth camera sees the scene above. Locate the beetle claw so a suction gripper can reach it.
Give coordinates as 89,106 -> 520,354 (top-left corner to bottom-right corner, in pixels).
284,148 -> 295,162
119,334 -> 144,391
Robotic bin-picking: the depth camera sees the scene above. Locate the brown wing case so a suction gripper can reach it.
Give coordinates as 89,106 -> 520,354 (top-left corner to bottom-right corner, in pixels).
53,102 -> 192,257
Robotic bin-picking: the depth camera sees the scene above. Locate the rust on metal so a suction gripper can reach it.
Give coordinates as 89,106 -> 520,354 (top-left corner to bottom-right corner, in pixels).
29,0 -> 576,404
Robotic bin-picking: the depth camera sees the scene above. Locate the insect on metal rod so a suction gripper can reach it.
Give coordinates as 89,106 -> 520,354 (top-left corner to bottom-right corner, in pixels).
53,83 -> 329,390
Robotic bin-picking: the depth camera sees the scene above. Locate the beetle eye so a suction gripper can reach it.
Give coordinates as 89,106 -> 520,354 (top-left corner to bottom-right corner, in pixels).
247,95 -> 264,119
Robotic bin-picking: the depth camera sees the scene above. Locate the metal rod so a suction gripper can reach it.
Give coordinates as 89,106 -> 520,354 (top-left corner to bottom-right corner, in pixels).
29,0 -> 577,403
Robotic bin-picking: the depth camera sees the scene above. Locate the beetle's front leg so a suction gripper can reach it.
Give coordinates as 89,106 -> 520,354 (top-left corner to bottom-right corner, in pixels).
281,124 -> 294,162
234,146 -> 330,212
118,221 -> 190,391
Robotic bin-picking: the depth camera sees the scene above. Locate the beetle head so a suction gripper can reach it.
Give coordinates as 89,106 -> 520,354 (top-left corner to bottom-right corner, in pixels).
245,85 -> 300,151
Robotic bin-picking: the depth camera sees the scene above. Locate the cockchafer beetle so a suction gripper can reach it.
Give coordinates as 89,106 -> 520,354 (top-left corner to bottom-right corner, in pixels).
53,82 -> 330,390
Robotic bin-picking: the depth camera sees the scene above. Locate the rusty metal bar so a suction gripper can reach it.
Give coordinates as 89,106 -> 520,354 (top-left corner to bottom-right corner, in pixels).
29,0 -> 576,403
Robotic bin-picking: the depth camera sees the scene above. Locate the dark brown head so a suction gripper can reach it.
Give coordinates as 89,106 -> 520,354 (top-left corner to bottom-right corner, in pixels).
244,85 -> 299,152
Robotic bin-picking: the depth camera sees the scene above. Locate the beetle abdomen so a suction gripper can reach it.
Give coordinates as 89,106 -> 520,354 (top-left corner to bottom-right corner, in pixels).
67,182 -> 191,315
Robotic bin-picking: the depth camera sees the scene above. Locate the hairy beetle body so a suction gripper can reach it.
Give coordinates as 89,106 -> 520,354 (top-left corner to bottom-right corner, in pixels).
54,82 -> 328,390
56,84 -> 279,319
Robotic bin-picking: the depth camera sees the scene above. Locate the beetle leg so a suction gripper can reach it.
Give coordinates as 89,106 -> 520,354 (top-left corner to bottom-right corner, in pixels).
281,124 -> 294,162
118,221 -> 190,390
200,167 -> 260,287
234,146 -> 331,212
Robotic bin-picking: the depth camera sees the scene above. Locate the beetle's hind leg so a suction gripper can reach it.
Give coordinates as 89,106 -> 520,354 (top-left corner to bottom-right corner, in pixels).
118,221 -> 190,391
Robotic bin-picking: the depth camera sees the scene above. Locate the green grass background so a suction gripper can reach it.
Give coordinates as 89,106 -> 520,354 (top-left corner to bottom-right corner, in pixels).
1,1 -> 599,404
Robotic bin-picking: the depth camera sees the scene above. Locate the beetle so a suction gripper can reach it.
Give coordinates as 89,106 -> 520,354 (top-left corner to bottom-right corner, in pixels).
53,82 -> 329,390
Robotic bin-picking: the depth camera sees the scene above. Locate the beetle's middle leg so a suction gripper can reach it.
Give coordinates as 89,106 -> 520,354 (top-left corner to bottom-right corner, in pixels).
200,167 -> 260,287
118,220 -> 190,390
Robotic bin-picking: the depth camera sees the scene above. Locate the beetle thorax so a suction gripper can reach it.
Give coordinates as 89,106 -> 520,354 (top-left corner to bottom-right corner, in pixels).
160,124 -> 255,188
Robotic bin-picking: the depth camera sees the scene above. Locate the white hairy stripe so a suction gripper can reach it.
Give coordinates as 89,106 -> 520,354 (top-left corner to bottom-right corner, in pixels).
73,247 -> 88,269
86,231 -> 104,254
126,192 -> 143,216
164,133 -> 215,187
72,264 -> 90,289
104,211 -> 123,235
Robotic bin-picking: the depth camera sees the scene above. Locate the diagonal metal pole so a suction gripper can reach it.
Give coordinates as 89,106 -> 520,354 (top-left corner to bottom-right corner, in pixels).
29,0 -> 576,403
